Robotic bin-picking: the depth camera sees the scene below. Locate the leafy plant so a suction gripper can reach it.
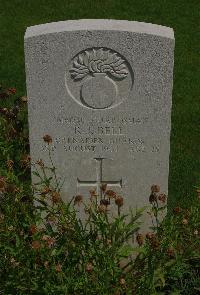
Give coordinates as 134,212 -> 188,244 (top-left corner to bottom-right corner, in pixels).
0,86 -> 199,294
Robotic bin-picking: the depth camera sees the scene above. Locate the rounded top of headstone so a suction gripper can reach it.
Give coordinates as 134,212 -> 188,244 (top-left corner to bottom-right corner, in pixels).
25,19 -> 174,40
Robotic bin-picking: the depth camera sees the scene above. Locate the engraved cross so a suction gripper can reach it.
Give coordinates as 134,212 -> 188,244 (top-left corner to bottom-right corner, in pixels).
77,158 -> 122,198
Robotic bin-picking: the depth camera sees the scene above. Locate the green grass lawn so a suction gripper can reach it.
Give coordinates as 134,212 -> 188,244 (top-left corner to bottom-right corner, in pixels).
0,0 -> 199,208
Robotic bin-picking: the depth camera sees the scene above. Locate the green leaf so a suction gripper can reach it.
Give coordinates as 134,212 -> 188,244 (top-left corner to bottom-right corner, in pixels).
51,248 -> 57,256
32,171 -> 40,177
117,245 -> 145,257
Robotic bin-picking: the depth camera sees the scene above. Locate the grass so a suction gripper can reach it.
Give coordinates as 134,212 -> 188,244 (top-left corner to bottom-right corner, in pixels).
0,0 -> 199,207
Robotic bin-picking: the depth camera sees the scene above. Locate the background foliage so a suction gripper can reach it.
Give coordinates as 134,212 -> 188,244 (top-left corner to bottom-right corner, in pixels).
0,1 -> 199,293
0,0 -> 199,205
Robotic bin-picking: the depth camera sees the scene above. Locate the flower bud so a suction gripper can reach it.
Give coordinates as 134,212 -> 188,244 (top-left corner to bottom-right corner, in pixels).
36,159 -> 44,167
21,96 -> 28,102
86,262 -> 93,272
55,263 -> 62,272
0,176 -> 6,192
31,240 -> 41,250
119,278 -> 126,286
43,134 -> 52,144
182,218 -> 188,225
106,190 -> 117,198
97,204 -> 107,213
74,194 -> 83,205
29,224 -> 37,235
158,193 -> 167,203
115,196 -> 124,207
51,191 -> 61,204
89,189 -> 97,197
7,88 -> 16,95
151,185 -> 160,193
149,193 -> 157,203
166,247 -> 175,257
44,261 -> 49,269
100,199 -> 110,206
7,160 -> 14,170
136,233 -> 144,246
173,207 -> 182,214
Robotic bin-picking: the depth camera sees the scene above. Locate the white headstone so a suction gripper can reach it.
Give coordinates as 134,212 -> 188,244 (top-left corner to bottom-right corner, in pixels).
25,19 -> 174,226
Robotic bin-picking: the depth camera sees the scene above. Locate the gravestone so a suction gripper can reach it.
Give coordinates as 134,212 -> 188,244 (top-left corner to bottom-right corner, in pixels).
25,19 -> 174,228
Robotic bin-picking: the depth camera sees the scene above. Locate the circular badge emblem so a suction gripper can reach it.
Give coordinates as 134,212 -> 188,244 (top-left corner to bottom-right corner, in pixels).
66,47 -> 134,110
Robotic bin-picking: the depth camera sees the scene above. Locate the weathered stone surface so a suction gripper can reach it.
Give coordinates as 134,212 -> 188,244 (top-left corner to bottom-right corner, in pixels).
25,19 -> 174,228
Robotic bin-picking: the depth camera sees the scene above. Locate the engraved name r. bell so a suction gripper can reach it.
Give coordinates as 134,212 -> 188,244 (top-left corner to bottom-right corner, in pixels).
75,126 -> 124,135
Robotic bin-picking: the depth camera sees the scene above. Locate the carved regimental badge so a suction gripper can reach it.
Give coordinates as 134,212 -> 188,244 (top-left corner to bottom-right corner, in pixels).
66,48 -> 134,110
